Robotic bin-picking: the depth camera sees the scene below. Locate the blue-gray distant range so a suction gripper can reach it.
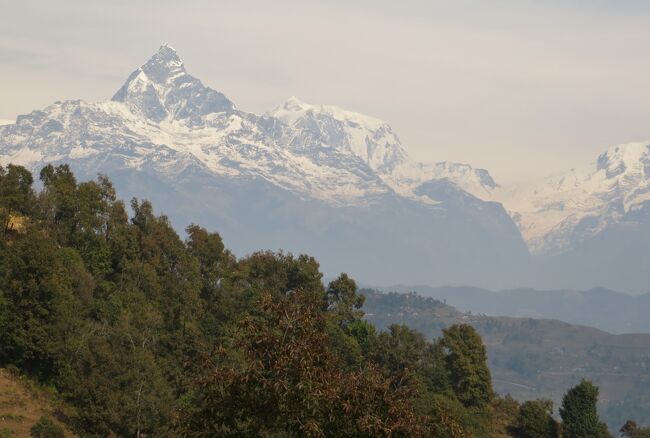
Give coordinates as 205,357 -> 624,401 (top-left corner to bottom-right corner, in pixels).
1,45 -> 648,293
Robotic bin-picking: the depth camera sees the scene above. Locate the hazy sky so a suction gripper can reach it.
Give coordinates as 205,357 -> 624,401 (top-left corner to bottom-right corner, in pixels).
2,0 -> 650,182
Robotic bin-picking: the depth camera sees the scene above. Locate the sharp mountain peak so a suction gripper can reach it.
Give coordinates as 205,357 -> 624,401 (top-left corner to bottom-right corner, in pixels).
111,44 -> 235,122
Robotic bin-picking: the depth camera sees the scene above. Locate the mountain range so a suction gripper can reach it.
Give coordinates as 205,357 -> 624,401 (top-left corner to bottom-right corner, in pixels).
0,44 -> 648,292
381,284 -> 650,334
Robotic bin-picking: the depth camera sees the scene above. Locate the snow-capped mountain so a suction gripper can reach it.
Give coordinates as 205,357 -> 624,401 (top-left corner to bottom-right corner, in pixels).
488,142 -> 650,293
0,44 -> 497,208
267,96 -> 405,174
112,44 -> 235,123
265,95 -> 498,203
498,142 -> 650,255
0,44 -> 527,289
0,44 -> 647,291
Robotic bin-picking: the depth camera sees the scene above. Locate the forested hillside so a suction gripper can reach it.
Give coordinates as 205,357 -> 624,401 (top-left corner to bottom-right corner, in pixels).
0,163 -> 640,437
363,290 -> 650,432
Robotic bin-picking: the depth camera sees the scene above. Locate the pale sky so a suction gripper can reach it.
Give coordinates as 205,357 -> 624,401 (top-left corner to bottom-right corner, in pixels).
2,0 -> 650,183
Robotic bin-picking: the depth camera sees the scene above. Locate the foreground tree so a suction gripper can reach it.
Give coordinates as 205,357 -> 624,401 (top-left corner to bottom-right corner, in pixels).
0,164 -> 34,235
439,324 -> 493,408
326,273 -> 364,327
512,399 -> 560,438
0,227 -> 82,377
177,289 -> 437,437
559,379 -> 611,438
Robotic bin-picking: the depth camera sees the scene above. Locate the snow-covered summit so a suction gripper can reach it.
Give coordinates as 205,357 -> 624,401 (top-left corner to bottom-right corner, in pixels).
497,141 -> 650,254
0,46 -> 502,213
266,96 -> 501,201
270,96 -> 388,130
386,160 -> 499,201
268,96 -> 407,174
597,141 -> 649,180
112,44 -> 234,124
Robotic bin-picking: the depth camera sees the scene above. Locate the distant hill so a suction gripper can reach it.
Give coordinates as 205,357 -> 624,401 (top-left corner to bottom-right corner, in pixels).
362,289 -> 650,431
379,285 -> 650,334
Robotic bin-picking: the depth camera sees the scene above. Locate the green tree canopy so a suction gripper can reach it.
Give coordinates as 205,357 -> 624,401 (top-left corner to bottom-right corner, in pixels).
0,164 -> 585,437
559,379 -> 611,438
513,399 -> 560,438
177,289 -> 431,437
0,164 -> 34,234
439,324 -> 493,408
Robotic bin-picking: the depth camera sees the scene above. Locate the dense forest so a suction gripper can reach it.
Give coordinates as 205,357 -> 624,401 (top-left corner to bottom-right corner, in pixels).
0,163 -> 646,437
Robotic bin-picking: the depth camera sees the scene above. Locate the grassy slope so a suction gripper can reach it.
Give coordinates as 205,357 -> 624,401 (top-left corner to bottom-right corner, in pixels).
0,369 -> 75,437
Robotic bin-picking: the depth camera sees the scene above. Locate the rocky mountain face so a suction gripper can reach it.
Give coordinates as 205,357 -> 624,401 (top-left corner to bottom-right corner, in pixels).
0,45 -> 648,291
112,44 -> 236,124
